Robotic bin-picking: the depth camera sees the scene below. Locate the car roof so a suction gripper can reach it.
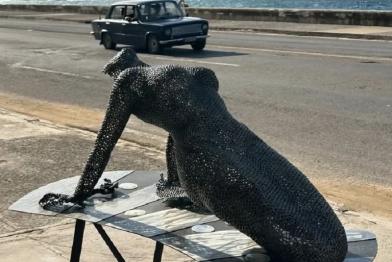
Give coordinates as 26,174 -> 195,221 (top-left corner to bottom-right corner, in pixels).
112,0 -> 177,5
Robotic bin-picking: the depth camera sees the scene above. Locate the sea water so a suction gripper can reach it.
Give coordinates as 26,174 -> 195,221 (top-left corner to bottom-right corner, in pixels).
0,0 -> 391,10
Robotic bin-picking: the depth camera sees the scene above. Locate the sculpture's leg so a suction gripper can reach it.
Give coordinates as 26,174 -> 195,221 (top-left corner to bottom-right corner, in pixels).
166,135 -> 179,183
158,136 -> 211,213
156,135 -> 188,199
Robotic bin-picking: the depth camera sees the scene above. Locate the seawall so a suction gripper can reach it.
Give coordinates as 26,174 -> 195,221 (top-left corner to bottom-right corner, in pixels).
0,4 -> 391,26
187,8 -> 392,26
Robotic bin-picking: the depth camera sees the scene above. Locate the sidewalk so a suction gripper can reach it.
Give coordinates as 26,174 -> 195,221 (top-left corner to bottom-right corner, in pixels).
0,109 -> 178,261
1,10 -> 392,40
1,109 -> 392,261
0,222 -> 191,262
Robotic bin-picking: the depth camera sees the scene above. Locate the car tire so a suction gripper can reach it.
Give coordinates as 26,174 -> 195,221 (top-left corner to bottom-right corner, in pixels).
191,39 -> 206,51
102,33 -> 116,50
147,35 -> 161,54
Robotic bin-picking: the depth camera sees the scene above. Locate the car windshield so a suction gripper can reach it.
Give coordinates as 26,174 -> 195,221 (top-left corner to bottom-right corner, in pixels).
138,1 -> 183,22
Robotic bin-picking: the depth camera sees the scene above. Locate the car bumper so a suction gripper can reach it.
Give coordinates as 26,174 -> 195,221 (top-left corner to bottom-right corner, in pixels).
159,35 -> 208,45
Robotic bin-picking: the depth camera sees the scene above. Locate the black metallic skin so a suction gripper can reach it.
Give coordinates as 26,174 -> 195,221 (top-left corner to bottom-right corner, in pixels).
40,48 -> 347,262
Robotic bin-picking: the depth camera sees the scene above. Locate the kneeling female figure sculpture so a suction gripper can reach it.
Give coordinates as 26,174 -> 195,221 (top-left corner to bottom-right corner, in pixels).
40,48 -> 347,262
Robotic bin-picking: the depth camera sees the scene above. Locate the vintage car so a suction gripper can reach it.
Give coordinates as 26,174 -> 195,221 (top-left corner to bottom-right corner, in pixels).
90,0 -> 209,53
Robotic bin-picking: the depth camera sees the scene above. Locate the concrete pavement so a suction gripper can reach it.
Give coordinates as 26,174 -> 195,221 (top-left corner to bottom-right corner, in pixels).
1,10 -> 392,40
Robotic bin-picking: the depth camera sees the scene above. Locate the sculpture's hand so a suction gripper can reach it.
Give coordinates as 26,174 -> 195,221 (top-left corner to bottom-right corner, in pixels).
39,193 -> 80,210
39,179 -> 118,210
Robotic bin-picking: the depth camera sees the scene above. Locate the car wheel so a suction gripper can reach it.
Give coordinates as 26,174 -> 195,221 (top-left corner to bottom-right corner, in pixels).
147,35 -> 161,54
102,33 -> 116,50
191,39 -> 206,51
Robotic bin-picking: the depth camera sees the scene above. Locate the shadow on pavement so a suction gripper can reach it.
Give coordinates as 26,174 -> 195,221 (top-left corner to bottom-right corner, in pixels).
115,45 -> 247,58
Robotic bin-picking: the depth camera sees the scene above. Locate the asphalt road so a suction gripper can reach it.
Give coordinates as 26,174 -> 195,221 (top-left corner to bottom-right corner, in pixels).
1,18 -> 391,187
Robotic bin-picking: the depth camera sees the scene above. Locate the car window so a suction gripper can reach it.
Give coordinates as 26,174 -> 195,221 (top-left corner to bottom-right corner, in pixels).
138,1 -> 182,22
125,5 -> 137,20
165,1 -> 182,17
110,5 -> 126,19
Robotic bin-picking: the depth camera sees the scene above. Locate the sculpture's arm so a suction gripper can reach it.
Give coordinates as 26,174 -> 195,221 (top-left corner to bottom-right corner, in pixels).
69,48 -> 144,202
39,73 -> 136,208
72,82 -> 133,201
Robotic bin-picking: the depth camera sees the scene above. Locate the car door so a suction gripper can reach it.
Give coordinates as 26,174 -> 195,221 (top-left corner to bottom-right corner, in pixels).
121,5 -> 146,48
105,5 -> 127,44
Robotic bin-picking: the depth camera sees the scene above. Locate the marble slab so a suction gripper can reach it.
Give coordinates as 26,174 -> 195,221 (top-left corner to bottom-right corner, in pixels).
105,207 -> 219,237
156,230 -> 260,261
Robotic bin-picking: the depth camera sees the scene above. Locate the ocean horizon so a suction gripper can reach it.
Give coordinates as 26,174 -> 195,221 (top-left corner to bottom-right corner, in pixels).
0,0 -> 391,10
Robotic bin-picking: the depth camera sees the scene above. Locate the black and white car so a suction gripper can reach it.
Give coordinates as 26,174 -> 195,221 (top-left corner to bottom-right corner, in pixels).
91,0 -> 209,53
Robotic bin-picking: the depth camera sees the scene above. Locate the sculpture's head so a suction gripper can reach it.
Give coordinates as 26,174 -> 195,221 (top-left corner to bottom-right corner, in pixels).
103,48 -> 146,78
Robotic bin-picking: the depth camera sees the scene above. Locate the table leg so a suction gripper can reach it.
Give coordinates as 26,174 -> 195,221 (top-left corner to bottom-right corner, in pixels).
153,241 -> 164,262
70,219 -> 86,262
94,223 -> 125,262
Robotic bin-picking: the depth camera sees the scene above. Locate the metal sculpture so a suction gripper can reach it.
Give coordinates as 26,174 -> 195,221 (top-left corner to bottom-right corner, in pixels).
39,48 -> 347,262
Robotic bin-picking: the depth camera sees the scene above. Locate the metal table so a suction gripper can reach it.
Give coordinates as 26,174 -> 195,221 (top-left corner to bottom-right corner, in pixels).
9,170 -> 378,262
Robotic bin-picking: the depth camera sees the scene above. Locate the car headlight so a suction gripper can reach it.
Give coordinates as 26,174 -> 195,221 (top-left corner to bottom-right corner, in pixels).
164,28 -> 172,36
202,24 -> 208,32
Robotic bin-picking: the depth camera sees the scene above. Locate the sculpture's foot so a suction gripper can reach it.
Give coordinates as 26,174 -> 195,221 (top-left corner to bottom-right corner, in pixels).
156,174 -> 212,214
156,174 -> 187,198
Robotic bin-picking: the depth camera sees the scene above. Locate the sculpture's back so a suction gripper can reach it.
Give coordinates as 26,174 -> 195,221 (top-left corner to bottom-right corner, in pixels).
165,79 -> 348,262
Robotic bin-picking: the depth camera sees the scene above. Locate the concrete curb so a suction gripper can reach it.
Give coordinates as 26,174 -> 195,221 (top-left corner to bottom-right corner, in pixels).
187,7 -> 392,26
211,26 -> 392,40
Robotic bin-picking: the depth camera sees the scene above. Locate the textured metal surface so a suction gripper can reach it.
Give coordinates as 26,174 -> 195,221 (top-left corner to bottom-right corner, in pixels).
172,24 -> 202,36
38,48 -> 348,261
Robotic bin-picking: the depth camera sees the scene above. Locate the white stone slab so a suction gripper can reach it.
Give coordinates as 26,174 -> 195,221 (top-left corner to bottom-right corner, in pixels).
124,209 -> 146,217
9,170 -> 133,216
119,183 -> 138,190
107,208 -> 219,237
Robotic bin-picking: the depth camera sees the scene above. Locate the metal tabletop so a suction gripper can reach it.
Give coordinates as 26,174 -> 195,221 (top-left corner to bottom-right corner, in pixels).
9,170 -> 378,262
